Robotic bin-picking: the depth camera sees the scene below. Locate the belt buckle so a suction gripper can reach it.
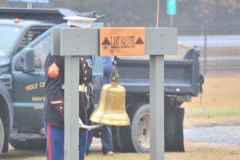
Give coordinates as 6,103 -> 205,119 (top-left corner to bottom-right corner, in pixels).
79,84 -> 86,92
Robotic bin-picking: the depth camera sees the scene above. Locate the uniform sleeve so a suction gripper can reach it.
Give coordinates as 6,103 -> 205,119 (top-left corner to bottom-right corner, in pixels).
45,55 -> 65,116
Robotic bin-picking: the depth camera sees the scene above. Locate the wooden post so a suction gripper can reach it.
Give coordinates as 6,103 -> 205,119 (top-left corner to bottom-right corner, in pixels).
52,27 -> 177,160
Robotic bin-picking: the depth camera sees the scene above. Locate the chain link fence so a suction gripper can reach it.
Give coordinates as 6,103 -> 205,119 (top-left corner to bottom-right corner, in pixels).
177,22 -> 240,76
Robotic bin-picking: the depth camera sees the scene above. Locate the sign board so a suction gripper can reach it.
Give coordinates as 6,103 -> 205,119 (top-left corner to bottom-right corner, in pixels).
167,0 -> 176,15
99,27 -> 145,56
8,0 -> 49,3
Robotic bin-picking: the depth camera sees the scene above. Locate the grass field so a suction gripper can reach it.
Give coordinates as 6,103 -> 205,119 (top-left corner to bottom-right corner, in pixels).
0,75 -> 240,160
183,75 -> 240,128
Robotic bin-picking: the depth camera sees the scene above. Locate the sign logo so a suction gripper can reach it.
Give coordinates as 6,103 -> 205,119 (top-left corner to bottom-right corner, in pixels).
100,28 -> 145,56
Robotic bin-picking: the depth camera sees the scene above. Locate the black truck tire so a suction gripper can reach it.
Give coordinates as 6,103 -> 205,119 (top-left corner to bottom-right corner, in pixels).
117,103 -> 150,153
9,139 -> 46,150
0,118 -> 4,153
113,102 -> 185,153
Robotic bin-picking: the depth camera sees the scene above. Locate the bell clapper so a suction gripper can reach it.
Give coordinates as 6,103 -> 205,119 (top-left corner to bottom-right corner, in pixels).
111,56 -> 120,86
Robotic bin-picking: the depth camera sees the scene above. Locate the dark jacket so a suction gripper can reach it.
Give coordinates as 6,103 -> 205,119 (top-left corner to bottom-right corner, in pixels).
43,54 -> 92,132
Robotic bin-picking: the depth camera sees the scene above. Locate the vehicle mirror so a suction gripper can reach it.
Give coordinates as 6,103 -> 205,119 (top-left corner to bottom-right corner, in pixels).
21,48 -> 35,72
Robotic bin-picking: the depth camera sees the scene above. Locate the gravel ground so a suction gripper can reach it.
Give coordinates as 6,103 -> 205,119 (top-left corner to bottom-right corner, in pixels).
184,125 -> 240,145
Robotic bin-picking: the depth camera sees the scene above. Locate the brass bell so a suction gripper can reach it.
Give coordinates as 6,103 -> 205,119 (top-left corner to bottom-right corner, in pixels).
90,59 -> 130,126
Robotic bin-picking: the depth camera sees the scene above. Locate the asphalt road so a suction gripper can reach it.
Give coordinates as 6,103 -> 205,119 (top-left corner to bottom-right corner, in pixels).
184,125 -> 240,145
178,35 -> 240,47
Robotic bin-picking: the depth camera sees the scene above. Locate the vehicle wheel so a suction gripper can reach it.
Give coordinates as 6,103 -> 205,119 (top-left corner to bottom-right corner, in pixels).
118,103 -> 150,153
0,118 -> 4,153
9,139 -> 46,150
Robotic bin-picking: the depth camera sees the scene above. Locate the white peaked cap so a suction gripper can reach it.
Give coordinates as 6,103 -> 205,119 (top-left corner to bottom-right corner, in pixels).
63,16 -> 97,28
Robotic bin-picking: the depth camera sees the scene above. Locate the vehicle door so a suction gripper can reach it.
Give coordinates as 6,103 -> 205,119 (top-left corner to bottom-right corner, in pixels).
11,32 -> 51,129
12,29 -> 104,128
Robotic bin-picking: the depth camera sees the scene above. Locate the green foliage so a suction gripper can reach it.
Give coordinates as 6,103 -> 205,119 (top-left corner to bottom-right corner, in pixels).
185,107 -> 240,118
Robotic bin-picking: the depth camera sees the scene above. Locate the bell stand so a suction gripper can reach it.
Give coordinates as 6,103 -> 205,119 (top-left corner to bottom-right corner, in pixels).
52,27 -> 177,160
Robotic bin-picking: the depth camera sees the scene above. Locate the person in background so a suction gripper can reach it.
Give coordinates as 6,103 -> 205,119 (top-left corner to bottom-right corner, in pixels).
86,56 -> 114,156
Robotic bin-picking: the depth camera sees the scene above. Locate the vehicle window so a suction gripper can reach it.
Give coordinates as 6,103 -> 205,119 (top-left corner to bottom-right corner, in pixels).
33,34 -> 51,68
16,30 -> 46,53
0,26 -> 21,57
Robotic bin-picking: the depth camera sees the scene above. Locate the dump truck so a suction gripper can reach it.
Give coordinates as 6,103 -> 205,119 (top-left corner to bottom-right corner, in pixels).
0,8 -> 58,153
0,8 -> 203,154
7,26 -> 202,153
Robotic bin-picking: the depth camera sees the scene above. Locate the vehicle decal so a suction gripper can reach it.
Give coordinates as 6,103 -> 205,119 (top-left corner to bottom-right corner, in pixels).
25,83 -> 38,91
34,106 -> 44,110
25,82 -> 45,91
32,97 -> 46,101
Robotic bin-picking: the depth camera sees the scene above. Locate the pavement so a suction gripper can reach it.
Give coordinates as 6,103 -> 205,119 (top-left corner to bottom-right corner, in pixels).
184,125 -> 240,145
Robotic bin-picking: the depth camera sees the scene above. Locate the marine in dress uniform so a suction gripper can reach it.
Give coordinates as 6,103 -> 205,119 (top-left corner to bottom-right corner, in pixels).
43,54 -> 93,160
43,16 -> 96,160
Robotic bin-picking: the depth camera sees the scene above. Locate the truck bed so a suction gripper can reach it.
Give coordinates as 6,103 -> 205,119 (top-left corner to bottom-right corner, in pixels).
118,47 -> 200,96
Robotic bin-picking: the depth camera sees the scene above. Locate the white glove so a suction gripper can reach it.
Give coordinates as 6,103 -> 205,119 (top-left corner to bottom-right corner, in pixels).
79,118 -> 103,130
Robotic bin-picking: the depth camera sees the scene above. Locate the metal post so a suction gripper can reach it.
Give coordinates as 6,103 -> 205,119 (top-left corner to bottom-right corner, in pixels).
64,56 -> 80,160
27,2 -> 32,9
204,20 -> 208,75
150,55 -> 164,160
170,15 -> 173,27
156,0 -> 160,27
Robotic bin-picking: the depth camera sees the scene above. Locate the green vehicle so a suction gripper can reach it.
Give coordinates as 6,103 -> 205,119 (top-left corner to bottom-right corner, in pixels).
0,7 -> 101,153
0,13 -> 54,153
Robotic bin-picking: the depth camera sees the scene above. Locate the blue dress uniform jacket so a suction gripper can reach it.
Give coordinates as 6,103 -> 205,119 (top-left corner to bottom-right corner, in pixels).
43,53 -> 92,132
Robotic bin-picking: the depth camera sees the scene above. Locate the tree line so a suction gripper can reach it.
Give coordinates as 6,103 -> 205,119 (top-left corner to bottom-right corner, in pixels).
1,0 -> 240,27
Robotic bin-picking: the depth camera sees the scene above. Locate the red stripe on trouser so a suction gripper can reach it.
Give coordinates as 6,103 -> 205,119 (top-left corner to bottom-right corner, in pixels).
47,124 -> 53,160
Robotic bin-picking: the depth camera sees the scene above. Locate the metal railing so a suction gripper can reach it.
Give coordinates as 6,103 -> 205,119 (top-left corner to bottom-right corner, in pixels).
176,22 -> 240,76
